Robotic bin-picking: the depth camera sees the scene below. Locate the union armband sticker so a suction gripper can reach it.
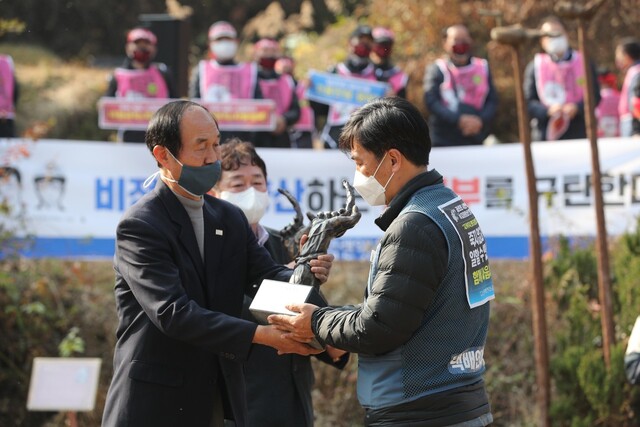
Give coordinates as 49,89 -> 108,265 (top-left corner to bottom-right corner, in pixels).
438,197 -> 495,308
448,346 -> 486,374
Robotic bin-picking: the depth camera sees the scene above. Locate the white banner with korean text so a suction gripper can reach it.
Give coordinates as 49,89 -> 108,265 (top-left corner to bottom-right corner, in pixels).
0,137 -> 639,260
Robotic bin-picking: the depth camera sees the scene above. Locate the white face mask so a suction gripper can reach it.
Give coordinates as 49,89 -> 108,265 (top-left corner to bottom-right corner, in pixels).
220,187 -> 270,224
353,152 -> 394,206
544,36 -> 569,57
210,40 -> 238,61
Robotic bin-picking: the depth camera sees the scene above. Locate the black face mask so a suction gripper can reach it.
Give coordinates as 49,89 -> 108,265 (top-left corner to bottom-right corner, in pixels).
165,150 -> 222,197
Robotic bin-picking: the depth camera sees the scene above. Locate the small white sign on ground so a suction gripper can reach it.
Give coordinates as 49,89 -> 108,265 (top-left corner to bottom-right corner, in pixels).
27,357 -> 101,412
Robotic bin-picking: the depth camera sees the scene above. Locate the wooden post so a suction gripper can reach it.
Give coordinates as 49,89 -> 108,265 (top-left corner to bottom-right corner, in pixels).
555,0 -> 615,369
491,25 -> 550,427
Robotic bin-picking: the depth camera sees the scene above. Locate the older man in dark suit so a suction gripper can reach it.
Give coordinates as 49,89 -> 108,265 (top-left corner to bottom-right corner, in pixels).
102,100 -> 331,427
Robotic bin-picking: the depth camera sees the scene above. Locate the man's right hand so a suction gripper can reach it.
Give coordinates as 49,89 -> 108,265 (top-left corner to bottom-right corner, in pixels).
253,324 -> 322,356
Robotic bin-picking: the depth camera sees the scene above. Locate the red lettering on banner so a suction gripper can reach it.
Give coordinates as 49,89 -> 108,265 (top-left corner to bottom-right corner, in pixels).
444,177 -> 481,205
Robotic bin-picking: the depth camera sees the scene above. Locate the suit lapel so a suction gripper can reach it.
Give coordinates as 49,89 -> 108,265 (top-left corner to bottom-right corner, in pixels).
203,198 -> 225,310
156,181 -> 206,289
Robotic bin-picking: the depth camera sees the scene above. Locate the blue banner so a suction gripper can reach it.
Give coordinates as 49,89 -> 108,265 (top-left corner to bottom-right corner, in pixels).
305,70 -> 390,106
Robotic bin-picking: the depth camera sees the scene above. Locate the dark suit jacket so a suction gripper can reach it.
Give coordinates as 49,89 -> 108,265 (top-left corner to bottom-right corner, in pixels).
241,228 -> 348,427
102,179 -> 291,427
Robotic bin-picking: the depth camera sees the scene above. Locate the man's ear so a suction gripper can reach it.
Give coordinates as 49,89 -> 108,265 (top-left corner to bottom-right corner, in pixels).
152,145 -> 170,169
388,148 -> 403,172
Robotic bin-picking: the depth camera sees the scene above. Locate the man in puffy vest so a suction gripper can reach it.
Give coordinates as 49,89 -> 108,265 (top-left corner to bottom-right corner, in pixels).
252,39 -> 300,148
311,25 -> 378,149
616,37 -> 640,137
524,16 -> 600,141
371,27 -> 408,99
0,54 -> 19,138
423,24 -> 498,146
270,97 -> 494,426
189,21 -> 262,144
105,27 -> 175,143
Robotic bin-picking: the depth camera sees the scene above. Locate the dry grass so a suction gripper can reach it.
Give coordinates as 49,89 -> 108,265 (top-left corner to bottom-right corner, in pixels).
1,42 -> 111,140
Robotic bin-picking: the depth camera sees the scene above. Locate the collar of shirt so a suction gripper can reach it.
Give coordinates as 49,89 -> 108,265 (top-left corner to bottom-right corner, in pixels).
255,223 -> 269,246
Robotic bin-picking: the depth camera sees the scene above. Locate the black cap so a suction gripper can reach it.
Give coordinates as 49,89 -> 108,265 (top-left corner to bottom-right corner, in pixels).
351,25 -> 373,39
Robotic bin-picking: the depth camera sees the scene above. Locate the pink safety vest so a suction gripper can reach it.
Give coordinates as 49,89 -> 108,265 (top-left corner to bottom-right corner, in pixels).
386,68 -> 409,95
435,57 -> 490,111
327,63 -> 377,126
596,87 -> 620,137
533,51 -> 585,107
335,62 -> 376,80
199,60 -> 257,101
0,55 -> 16,119
619,63 -> 640,137
293,81 -> 314,132
113,65 -> 169,99
258,74 -> 294,115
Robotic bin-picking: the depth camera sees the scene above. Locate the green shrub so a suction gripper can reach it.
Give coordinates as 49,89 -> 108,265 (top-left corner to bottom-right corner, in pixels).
545,231 -> 640,426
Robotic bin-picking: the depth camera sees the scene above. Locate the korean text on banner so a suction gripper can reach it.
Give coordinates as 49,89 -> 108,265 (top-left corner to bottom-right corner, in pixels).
305,70 -> 390,106
97,97 -> 277,131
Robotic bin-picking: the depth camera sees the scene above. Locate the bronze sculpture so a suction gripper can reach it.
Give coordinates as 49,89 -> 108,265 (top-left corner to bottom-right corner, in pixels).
279,180 -> 361,288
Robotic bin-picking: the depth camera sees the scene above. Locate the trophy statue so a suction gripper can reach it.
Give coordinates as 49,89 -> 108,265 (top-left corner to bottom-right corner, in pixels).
278,180 -> 361,270
277,187 -> 310,261
287,180 -> 361,288
249,180 -> 360,341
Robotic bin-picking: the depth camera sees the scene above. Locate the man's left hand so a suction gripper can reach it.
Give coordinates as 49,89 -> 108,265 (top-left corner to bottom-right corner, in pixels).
269,303 -> 317,342
309,253 -> 334,284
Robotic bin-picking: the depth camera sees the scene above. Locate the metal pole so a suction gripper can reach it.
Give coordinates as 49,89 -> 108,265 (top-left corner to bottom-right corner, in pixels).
576,17 -> 616,368
555,0 -> 615,369
491,25 -> 551,426
510,45 -> 550,427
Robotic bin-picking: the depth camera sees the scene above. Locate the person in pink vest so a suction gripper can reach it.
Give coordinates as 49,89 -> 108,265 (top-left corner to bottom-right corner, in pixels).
275,56 -> 316,149
524,16 -> 600,141
310,25 -> 377,149
105,27 -> 175,143
252,38 -> 300,148
423,24 -> 498,146
189,21 -> 263,144
0,54 -> 19,138
615,37 -> 640,137
595,68 -> 621,138
371,27 -> 408,99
